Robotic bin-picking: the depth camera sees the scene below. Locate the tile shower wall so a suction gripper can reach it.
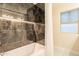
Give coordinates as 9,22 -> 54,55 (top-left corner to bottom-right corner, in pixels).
27,4 -> 45,44
27,5 -> 45,24
0,3 -> 45,53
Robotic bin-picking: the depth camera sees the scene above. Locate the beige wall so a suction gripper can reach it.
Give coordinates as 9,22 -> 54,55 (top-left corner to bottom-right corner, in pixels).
53,3 -> 79,55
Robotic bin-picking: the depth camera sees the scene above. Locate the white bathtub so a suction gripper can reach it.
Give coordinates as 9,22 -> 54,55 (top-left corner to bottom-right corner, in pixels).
30,43 -> 45,56
0,43 -> 45,56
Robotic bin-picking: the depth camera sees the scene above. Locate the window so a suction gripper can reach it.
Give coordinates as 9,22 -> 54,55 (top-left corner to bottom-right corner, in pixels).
61,9 -> 78,32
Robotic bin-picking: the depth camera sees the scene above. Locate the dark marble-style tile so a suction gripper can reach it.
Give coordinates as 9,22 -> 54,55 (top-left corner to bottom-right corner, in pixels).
34,24 -> 45,44
0,24 -> 34,53
27,5 -> 45,24
2,3 -> 33,14
1,3 -> 34,18
0,3 -> 3,8
10,21 -> 22,30
36,3 -> 45,11
6,22 -> 27,43
7,30 -> 22,43
6,41 -> 24,52
0,3 -> 45,53
24,23 -> 36,42
37,39 -> 45,45
0,39 -> 33,53
1,3 -> 25,19
0,8 -> 2,17
0,21 -> 35,53
0,20 -> 11,30
2,9 -> 24,20
0,20 -> 11,44
0,30 -> 9,44
27,10 -> 35,22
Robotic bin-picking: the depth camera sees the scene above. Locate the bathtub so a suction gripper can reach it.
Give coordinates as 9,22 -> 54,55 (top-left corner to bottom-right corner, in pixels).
30,43 -> 45,56
0,43 -> 45,56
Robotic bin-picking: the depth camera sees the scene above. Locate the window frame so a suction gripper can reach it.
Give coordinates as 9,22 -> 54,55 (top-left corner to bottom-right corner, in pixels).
60,8 -> 79,33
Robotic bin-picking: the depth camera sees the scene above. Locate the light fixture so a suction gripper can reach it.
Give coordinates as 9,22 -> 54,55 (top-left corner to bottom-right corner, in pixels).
33,3 -> 37,5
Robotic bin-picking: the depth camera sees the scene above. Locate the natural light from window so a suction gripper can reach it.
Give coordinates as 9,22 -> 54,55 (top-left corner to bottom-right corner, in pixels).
61,9 -> 78,32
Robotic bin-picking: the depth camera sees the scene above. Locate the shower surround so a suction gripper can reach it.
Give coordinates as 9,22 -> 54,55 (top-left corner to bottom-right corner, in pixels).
0,3 -> 45,54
